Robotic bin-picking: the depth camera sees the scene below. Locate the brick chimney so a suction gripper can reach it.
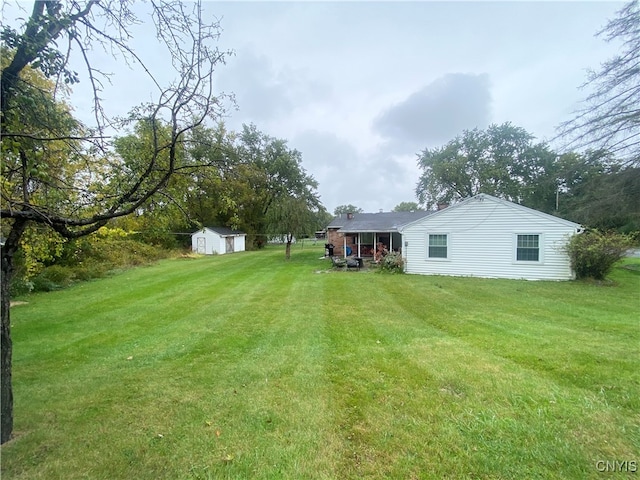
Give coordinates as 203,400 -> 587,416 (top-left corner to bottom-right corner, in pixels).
437,203 -> 449,211
347,212 -> 354,220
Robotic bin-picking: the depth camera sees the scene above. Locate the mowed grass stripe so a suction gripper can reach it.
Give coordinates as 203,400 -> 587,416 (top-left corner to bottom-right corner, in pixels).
4,247 -> 639,479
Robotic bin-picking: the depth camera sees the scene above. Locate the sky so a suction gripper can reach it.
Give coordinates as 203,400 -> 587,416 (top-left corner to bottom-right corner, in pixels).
3,1 -> 625,214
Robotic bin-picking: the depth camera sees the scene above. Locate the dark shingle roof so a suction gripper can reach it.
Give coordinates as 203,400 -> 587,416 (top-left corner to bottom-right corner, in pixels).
327,211 -> 433,232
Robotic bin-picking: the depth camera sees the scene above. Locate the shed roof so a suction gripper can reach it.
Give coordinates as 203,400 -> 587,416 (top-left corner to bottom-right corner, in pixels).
195,226 -> 246,236
328,211 -> 433,233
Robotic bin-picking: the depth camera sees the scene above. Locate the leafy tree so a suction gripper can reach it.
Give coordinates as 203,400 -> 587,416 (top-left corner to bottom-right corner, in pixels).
334,204 -> 363,215
313,208 -> 334,232
0,0 -> 231,443
266,196 -> 320,260
182,122 -> 241,231
393,202 -> 421,212
236,124 -> 320,249
517,149 -> 609,216
560,165 -> 640,231
556,0 -> 640,164
416,123 -> 552,208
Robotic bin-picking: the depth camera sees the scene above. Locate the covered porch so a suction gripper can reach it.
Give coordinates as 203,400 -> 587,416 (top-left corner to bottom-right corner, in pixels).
339,231 -> 403,258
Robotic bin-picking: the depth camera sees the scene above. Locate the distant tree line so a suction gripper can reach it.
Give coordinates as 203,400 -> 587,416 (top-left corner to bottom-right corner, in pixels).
415,122 -> 639,233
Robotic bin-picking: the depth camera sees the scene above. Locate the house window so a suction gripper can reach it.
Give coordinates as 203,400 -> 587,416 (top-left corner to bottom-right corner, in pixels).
428,234 -> 448,258
516,234 -> 540,261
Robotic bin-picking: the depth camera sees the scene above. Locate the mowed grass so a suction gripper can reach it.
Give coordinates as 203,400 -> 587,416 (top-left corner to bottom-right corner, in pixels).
2,244 -> 639,479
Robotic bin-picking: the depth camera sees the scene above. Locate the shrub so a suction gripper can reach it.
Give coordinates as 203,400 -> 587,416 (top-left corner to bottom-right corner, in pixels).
31,266 -> 74,292
565,230 -> 635,280
378,252 -> 405,274
9,278 -> 34,297
72,262 -> 107,282
41,265 -> 73,286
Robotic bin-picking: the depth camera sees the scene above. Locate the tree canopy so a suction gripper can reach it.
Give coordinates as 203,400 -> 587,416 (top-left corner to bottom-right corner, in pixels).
393,202 -> 421,212
416,123 -> 551,209
416,123 -> 639,231
334,204 -> 363,215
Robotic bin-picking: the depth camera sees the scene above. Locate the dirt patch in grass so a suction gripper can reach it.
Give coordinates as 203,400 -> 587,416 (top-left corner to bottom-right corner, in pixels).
10,301 -> 28,307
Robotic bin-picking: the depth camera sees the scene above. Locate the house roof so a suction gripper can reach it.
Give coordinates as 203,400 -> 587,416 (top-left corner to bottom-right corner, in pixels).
196,226 -> 246,236
328,211 -> 433,233
398,193 -> 583,231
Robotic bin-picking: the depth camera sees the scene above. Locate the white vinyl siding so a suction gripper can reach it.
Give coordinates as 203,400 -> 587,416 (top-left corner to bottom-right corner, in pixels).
191,228 -> 246,255
428,234 -> 448,259
401,195 -> 580,280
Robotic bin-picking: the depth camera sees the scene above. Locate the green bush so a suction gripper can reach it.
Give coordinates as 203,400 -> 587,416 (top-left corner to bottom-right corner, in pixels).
565,230 -> 635,280
30,266 -> 74,292
42,265 -> 73,285
377,252 -> 405,274
72,262 -> 107,282
31,276 -> 60,292
9,278 -> 34,297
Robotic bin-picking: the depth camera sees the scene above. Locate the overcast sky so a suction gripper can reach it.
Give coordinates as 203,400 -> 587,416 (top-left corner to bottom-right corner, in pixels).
3,1 -> 625,214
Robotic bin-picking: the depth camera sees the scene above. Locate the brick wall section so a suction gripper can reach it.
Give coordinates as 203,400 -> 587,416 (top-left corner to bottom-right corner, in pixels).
327,229 -> 359,256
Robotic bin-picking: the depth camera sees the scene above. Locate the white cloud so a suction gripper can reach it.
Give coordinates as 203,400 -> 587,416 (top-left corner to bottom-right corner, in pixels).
373,73 -> 492,148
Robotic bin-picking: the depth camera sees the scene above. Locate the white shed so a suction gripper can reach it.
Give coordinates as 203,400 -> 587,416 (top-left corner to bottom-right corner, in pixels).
191,227 -> 246,255
399,194 -> 583,281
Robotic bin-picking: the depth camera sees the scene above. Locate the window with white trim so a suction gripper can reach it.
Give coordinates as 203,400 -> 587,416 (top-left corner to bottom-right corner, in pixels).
428,234 -> 448,259
516,234 -> 540,261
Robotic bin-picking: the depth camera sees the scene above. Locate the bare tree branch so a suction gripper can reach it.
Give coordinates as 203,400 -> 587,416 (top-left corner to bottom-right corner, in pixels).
555,0 -> 640,165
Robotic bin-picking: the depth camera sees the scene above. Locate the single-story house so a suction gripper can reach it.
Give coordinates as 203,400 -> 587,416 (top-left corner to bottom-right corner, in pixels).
398,193 -> 583,280
326,210 -> 434,257
191,227 -> 246,255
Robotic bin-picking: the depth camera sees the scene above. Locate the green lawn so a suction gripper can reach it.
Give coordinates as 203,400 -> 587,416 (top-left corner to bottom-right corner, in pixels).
3,244 -> 639,479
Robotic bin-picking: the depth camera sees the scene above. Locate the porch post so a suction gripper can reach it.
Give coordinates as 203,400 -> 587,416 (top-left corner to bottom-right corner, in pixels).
357,234 -> 361,257
343,235 -> 347,258
389,232 -> 393,252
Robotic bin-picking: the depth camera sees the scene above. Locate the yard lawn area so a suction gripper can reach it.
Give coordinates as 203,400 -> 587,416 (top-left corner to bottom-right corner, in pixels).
2,244 -> 639,479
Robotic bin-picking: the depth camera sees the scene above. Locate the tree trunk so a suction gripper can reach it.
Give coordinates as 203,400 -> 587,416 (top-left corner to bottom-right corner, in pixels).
1,219 -> 27,444
285,241 -> 291,260
1,256 -> 13,444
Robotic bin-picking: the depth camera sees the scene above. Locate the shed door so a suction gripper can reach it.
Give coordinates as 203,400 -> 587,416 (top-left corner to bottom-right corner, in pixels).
196,237 -> 206,254
225,236 -> 234,253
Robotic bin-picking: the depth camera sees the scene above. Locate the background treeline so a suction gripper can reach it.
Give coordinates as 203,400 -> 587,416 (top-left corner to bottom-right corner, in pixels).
416,123 -> 639,234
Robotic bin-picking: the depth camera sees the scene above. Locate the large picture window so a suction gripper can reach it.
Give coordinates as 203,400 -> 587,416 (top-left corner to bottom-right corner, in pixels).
428,234 -> 448,259
516,234 -> 540,261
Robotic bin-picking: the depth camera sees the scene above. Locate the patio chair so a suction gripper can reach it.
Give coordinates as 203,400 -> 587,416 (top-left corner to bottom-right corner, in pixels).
331,256 -> 346,268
